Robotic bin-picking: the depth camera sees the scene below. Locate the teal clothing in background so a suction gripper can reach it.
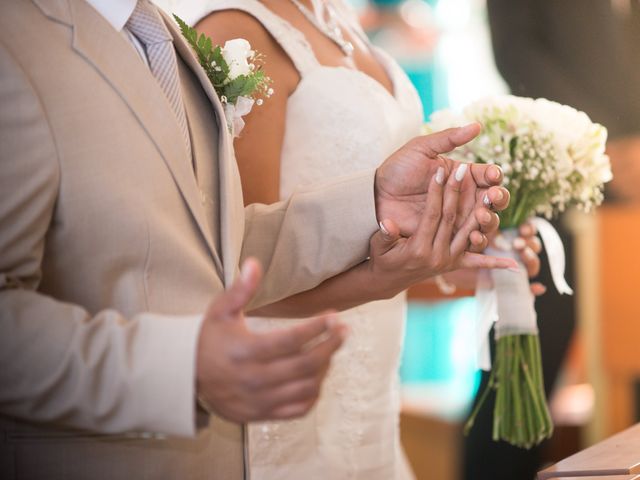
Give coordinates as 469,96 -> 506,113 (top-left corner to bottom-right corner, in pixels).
364,0 -> 448,119
401,299 -> 480,410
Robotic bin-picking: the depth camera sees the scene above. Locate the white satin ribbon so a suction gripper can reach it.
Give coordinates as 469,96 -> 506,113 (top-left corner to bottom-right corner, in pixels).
223,95 -> 255,138
474,220 -> 573,370
531,217 -> 574,295
475,269 -> 498,370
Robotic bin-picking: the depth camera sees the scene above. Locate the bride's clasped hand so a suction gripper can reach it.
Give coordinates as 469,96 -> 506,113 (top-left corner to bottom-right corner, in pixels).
369,163 -> 517,302
375,123 -> 509,245
370,122 -> 517,298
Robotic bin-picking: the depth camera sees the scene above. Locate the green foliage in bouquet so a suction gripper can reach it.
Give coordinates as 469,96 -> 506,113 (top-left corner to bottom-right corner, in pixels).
436,100 -> 611,229
427,96 -> 612,449
173,15 -> 271,105
463,115 -> 559,229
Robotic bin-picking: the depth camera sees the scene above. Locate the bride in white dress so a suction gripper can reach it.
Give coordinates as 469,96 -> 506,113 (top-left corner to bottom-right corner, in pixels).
157,0 -> 538,478
173,2 -> 422,478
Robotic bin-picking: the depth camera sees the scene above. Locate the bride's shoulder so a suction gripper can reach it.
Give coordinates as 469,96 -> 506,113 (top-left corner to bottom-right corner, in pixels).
195,8 -> 301,94
195,9 -> 271,52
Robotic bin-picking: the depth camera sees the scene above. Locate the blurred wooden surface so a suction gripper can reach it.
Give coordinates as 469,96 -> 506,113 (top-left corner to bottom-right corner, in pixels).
553,477 -> 640,480
400,411 -> 461,480
538,422 -> 640,479
598,206 -> 640,435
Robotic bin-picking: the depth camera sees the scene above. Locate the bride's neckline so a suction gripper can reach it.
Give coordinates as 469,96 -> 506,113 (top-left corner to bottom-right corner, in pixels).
298,51 -> 399,101
289,0 -> 356,57
272,0 -> 398,99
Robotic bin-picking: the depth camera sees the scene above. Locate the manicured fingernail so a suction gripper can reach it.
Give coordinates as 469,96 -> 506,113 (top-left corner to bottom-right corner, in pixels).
493,189 -> 504,202
378,221 -> 390,236
481,210 -> 492,224
490,165 -> 502,180
454,163 -> 468,182
435,167 -> 445,185
512,237 -> 526,250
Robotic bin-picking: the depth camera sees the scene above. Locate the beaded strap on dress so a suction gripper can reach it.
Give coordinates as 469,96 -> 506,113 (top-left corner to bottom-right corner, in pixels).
201,0 -> 321,77
330,0 -> 370,43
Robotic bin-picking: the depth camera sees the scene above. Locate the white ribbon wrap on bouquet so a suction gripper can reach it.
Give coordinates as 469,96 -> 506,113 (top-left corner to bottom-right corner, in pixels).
474,218 -> 573,371
531,217 -> 574,296
223,95 -> 255,138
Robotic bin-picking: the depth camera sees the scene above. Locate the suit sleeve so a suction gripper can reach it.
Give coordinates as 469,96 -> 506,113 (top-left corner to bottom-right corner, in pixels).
0,44 -> 203,438
242,170 -> 379,309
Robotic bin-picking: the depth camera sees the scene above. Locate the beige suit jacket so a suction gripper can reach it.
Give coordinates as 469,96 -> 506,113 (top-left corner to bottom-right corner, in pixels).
0,1 -> 378,478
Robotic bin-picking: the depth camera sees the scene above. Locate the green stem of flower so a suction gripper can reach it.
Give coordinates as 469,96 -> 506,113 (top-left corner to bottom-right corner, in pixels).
464,360 -> 497,437
465,334 -> 553,449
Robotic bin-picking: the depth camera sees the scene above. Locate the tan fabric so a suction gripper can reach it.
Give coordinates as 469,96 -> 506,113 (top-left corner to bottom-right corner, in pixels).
0,0 -> 378,478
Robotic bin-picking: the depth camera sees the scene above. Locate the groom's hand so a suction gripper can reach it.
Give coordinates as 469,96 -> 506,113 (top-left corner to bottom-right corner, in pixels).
196,258 -> 347,423
375,123 -> 510,250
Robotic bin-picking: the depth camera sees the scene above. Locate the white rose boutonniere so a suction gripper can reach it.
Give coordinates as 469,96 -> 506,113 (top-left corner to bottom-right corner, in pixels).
222,39 -> 253,79
174,16 -> 273,137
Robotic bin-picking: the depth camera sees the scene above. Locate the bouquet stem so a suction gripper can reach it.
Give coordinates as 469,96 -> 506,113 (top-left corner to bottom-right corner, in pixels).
464,334 -> 553,449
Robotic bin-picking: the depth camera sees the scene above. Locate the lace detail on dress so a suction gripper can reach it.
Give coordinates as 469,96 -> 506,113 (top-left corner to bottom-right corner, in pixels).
249,410 -> 308,466
246,317 -> 318,469
249,299 -> 409,479
328,310 -> 376,470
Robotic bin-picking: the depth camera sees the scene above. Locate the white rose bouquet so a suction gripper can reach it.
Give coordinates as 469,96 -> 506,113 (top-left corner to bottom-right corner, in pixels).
427,95 -> 612,448
174,15 -> 273,137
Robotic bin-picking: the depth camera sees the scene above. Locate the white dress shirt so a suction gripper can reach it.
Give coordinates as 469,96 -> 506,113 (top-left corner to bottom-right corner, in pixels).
85,0 -> 150,66
85,0 -> 136,30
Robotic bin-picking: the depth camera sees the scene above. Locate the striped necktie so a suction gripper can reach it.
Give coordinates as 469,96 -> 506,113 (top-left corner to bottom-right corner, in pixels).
126,0 -> 192,159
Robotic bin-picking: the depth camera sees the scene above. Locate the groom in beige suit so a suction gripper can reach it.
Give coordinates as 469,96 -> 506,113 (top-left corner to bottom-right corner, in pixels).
0,1 -> 509,479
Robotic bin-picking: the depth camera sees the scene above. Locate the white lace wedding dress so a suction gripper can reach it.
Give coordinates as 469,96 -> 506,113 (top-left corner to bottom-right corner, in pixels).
171,1 -> 423,478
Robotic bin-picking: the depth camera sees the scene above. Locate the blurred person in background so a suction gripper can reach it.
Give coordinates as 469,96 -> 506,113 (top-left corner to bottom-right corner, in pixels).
363,0 -> 447,118
463,1 -> 640,479
488,0 -> 640,202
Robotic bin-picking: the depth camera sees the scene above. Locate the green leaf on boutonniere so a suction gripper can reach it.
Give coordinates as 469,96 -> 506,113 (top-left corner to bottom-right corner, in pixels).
222,75 -> 257,104
210,46 -> 230,81
173,14 -> 230,84
173,14 -> 273,123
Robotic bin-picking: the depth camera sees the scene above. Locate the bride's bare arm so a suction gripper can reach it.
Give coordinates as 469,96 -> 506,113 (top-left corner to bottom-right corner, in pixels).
196,10 -> 301,205
249,261 -> 392,318
251,225 -> 543,318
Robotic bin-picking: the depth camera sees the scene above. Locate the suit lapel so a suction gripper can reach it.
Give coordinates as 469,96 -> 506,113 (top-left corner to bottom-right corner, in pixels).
163,11 -> 243,287
42,0 -> 221,268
